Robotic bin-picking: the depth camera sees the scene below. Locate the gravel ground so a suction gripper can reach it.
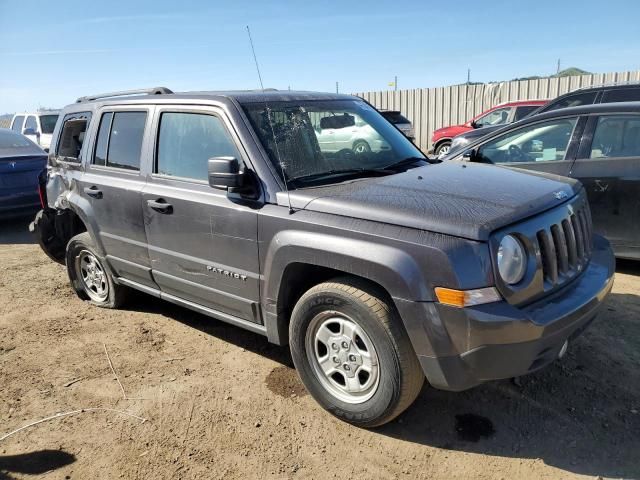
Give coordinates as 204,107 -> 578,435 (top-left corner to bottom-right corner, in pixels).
0,215 -> 638,480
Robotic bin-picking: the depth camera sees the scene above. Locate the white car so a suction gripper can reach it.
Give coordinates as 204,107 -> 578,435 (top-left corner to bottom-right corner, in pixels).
10,111 -> 60,152
315,113 -> 390,154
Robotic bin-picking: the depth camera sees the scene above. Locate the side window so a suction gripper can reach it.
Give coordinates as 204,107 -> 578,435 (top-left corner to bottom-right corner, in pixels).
25,116 -> 38,132
513,105 -> 540,122
92,111 -> 147,170
540,92 -> 597,113
589,115 -> 640,159
478,117 -> 578,164
475,107 -> 512,128
156,112 -> 241,181
11,116 -> 24,132
601,88 -> 640,103
56,112 -> 92,162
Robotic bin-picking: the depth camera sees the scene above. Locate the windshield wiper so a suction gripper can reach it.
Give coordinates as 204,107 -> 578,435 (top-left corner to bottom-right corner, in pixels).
381,156 -> 435,170
288,167 -> 393,186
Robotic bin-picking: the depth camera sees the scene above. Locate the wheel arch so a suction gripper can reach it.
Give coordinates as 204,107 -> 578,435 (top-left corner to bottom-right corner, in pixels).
261,231 -> 433,346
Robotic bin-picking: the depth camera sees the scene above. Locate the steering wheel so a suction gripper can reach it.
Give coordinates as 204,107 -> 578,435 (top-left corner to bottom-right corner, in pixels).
508,144 -> 528,162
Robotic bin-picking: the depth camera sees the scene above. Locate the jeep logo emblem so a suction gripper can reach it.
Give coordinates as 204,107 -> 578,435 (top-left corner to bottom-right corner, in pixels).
554,191 -> 568,200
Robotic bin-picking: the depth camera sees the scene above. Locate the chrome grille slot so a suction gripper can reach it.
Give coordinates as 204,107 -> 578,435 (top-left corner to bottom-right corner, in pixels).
562,219 -> 578,267
537,203 -> 592,288
571,214 -> 585,260
551,224 -> 569,274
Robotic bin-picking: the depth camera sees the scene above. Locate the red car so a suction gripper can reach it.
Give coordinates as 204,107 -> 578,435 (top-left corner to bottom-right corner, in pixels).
430,100 -> 547,156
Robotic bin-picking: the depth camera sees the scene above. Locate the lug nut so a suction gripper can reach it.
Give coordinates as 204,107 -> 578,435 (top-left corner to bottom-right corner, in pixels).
332,356 -> 339,363
349,354 -> 356,362
343,364 -> 350,371
331,343 -> 338,350
341,341 -> 349,349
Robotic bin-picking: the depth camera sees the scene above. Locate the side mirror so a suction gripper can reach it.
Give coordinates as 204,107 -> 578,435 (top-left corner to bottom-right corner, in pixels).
462,148 -> 478,162
469,120 -> 478,129
208,157 -> 243,190
22,128 -> 37,136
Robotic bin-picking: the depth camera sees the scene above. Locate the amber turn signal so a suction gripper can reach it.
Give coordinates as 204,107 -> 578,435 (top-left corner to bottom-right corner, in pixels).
434,287 -> 501,308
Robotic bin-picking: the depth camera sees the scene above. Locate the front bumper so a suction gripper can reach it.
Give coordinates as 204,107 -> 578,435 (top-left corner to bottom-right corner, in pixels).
410,234 -> 615,391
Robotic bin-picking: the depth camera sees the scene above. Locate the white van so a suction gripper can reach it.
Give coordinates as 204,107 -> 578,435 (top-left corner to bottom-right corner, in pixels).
10,111 -> 60,152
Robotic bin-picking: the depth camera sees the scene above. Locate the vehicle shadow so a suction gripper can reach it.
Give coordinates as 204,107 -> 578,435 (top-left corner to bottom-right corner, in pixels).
0,450 -> 75,479
381,291 -> 640,478
123,290 -> 639,478
0,214 -> 35,245
616,258 -> 640,276
123,291 -> 294,368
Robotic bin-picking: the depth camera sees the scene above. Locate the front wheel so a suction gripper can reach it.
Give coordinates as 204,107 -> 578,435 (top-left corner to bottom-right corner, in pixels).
435,141 -> 451,156
289,278 -> 424,427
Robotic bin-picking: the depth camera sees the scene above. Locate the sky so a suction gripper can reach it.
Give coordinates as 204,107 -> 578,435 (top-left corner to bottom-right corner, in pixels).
1,0 -> 639,113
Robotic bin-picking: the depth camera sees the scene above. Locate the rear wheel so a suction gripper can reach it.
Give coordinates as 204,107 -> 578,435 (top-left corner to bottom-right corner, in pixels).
289,277 -> 424,427
66,232 -> 127,308
435,141 -> 451,156
352,140 -> 371,154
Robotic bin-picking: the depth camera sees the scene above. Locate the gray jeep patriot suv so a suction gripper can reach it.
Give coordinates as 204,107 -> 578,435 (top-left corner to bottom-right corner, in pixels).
32,87 -> 615,427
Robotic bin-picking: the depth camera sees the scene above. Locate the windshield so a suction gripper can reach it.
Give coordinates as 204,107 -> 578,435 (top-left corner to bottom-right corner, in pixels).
242,99 -> 425,187
0,129 -> 34,148
39,114 -> 59,134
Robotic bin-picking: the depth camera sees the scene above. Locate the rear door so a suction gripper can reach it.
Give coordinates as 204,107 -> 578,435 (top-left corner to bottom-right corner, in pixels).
142,106 -> 262,323
79,107 -> 156,287
570,113 -> 640,257
475,115 -> 585,177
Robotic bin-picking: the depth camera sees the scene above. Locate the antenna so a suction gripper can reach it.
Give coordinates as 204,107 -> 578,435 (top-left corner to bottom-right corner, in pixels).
246,25 -> 294,214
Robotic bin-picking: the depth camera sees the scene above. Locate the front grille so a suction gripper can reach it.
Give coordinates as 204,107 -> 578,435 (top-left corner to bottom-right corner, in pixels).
535,202 -> 592,287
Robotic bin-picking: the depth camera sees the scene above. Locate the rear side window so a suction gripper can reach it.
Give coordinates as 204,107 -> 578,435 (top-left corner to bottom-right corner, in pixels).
93,111 -> 147,170
540,91 -> 598,113
590,115 -> 640,159
156,112 -> 241,181
11,116 -> 24,132
601,88 -> 640,103
513,105 -> 540,122
57,112 -> 92,162
382,112 -> 410,124
39,114 -> 59,134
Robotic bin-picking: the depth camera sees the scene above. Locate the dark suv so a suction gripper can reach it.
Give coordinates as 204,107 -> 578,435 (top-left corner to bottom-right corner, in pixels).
32,88 -> 615,427
444,101 -> 640,260
449,82 -> 640,154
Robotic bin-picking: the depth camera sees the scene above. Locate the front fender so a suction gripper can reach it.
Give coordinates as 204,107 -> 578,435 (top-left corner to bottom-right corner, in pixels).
263,230 -> 432,307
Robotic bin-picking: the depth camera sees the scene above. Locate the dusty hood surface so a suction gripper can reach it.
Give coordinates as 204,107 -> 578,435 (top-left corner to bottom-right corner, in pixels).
278,161 -> 580,241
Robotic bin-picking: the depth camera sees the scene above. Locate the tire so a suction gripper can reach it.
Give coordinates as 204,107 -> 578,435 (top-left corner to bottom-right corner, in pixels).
352,140 -> 371,154
289,277 -> 424,427
65,232 -> 127,309
435,140 -> 451,156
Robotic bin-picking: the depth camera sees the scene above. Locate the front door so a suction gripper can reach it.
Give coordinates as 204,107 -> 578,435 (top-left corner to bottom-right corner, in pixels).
79,107 -> 156,287
142,107 -> 262,323
475,116 -> 584,177
570,114 -> 640,258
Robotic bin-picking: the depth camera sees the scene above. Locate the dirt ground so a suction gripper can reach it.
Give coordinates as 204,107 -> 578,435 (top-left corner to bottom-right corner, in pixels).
0,215 -> 638,480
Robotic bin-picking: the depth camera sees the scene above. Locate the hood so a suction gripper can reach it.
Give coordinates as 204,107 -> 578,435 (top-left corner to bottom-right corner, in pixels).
277,162 -> 580,241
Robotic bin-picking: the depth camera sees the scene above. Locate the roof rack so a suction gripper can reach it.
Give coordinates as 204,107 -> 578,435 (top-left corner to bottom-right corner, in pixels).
75,87 -> 173,103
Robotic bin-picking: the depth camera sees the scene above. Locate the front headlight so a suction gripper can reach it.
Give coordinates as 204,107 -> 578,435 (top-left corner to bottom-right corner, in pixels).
497,235 -> 527,284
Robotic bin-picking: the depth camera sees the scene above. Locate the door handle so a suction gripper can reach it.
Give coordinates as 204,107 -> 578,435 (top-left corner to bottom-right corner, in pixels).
84,186 -> 102,199
147,199 -> 173,214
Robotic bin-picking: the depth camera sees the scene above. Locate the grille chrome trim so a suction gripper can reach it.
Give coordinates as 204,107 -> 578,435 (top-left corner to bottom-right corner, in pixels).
536,202 -> 592,289
491,190 -> 593,306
